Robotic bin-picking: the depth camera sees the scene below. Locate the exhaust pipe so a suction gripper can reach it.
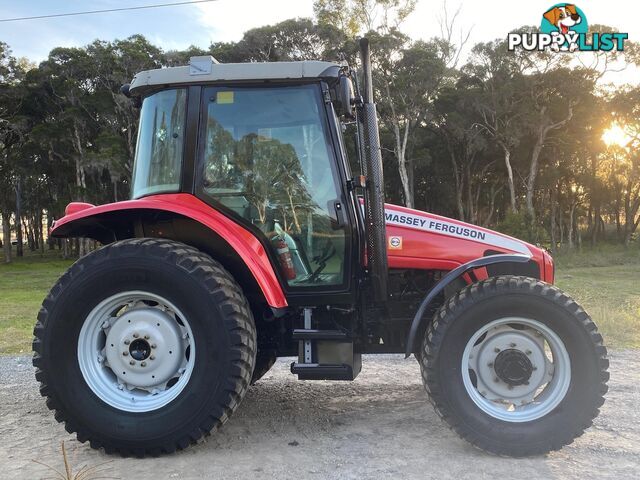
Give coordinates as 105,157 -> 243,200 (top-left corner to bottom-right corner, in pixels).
358,38 -> 388,303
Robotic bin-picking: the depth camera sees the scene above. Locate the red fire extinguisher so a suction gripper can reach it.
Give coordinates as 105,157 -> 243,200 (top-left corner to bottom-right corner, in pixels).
271,234 -> 296,280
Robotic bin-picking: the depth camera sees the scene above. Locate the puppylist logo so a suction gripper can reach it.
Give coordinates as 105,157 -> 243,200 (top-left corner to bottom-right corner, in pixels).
508,4 -> 628,52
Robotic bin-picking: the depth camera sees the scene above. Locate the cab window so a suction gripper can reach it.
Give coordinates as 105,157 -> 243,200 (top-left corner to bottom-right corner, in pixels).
201,85 -> 347,288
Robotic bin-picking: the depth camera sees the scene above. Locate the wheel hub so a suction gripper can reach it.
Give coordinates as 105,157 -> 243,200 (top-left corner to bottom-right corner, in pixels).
129,338 -> 152,361
105,307 -> 185,389
494,348 -> 533,386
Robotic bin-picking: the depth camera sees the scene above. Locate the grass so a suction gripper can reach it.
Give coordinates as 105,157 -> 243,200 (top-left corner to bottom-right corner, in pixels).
555,267 -> 640,350
0,244 -> 638,354
0,249 -> 72,354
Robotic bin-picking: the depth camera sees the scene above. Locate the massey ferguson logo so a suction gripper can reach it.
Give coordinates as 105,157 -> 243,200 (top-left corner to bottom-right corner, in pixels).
508,3 -> 627,52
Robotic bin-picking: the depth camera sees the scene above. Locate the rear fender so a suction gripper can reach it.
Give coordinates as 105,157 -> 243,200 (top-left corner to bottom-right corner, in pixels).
404,254 -> 531,357
50,194 -> 288,309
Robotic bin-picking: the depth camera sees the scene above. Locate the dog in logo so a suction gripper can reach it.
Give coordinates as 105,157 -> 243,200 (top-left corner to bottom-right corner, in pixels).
543,4 -> 582,51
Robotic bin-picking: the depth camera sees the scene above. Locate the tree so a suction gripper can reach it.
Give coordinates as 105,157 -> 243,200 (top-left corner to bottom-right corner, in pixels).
464,40 -> 529,213
370,31 -> 448,207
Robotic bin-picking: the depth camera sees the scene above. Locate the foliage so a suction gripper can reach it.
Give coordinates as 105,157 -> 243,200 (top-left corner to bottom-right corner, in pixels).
0,7 -> 639,263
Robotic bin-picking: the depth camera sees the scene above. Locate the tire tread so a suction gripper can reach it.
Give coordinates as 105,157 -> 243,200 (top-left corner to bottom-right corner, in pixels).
419,275 -> 608,457
32,238 -> 256,457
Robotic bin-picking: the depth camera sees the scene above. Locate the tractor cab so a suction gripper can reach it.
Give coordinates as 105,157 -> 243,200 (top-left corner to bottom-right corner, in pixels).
127,56 -> 368,301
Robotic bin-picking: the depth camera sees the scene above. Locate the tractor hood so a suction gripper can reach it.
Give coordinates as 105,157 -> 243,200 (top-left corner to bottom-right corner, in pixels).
383,203 -> 553,282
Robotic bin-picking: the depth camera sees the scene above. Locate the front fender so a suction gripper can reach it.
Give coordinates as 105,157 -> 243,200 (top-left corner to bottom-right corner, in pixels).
51,193 -> 288,309
404,253 -> 531,357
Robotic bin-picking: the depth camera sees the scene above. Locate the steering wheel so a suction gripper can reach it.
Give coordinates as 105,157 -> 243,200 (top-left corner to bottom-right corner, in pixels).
308,239 -> 336,283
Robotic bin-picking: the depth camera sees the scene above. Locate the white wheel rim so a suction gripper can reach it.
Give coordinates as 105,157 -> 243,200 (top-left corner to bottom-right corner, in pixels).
78,291 -> 195,413
461,317 -> 571,422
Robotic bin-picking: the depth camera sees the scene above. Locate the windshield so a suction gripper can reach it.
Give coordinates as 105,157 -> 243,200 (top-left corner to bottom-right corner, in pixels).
131,89 -> 187,199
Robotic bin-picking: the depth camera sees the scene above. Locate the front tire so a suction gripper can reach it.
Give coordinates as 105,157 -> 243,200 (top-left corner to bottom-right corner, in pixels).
420,276 -> 608,457
33,238 -> 256,456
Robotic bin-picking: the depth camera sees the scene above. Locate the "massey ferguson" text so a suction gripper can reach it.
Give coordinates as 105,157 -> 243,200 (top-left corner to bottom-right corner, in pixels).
385,212 -> 487,241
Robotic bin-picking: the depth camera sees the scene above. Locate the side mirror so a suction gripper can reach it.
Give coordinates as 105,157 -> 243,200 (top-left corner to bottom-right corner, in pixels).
335,75 -> 356,120
120,83 -> 142,108
120,84 -> 131,98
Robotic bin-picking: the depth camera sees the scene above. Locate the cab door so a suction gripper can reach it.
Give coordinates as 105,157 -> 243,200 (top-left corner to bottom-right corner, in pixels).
196,83 -> 356,301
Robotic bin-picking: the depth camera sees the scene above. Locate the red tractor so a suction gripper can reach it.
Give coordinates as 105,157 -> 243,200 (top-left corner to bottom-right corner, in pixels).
34,39 -> 608,457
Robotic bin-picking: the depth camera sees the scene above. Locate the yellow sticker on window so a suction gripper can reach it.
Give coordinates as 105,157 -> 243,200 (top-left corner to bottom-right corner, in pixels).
216,91 -> 234,104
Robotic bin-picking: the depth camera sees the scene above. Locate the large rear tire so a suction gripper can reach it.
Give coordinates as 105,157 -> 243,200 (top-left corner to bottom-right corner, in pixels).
420,275 -> 608,457
33,238 -> 256,457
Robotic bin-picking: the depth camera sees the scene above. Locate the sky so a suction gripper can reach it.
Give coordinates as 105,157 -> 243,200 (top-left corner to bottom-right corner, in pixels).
0,0 -> 638,82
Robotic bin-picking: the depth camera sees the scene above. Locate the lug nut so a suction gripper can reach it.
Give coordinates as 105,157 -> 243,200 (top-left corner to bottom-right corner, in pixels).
144,334 -> 150,340
141,361 -> 147,367
487,362 -> 494,367
133,333 -> 139,338
124,339 -> 130,345
150,355 -> 155,360
510,343 -> 516,348
494,348 -> 500,353
122,351 -> 129,356
129,360 -> 135,366
494,377 -> 500,383
151,344 -> 157,349
532,366 -> 538,371
525,349 -> 532,355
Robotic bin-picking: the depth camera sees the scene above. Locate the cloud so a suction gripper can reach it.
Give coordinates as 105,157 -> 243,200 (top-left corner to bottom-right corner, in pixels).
193,0 -> 314,44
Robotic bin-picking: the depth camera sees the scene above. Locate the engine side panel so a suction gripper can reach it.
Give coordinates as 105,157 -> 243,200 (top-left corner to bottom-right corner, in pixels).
382,203 -> 548,282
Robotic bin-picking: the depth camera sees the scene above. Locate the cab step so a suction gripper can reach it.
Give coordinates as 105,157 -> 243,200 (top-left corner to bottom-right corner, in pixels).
292,308 -> 362,381
291,329 -> 349,341
290,362 -> 355,381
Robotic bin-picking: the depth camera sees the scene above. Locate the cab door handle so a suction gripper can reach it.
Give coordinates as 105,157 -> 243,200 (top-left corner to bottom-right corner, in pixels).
331,200 -> 346,230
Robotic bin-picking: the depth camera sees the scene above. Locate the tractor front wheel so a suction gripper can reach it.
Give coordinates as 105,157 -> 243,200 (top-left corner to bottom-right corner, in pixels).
33,238 -> 256,456
420,275 -> 608,457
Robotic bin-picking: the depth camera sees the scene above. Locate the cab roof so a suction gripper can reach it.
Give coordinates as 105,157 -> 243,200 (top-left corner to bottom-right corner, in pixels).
129,55 -> 342,96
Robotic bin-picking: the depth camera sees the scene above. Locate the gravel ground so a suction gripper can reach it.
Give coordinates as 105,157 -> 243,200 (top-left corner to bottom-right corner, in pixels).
1,352 -> 638,480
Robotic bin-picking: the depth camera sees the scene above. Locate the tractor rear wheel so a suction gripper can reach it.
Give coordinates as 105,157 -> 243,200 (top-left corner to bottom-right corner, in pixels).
33,238 -> 256,456
420,275 -> 608,457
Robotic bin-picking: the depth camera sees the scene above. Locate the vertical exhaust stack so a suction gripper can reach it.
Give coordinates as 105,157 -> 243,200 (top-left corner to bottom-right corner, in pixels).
358,38 -> 388,303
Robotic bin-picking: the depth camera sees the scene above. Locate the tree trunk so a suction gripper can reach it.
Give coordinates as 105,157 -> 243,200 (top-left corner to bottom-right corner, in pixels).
395,122 -> 414,208
2,212 -> 11,263
47,214 -> 55,250
14,179 -> 23,257
525,130 -> 544,220
447,146 -> 465,220
465,163 -> 476,224
550,189 -> 557,254
591,204 -> 600,246
501,144 -> 517,213
568,202 -> 576,249
37,210 -> 45,254
526,104 -> 575,221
